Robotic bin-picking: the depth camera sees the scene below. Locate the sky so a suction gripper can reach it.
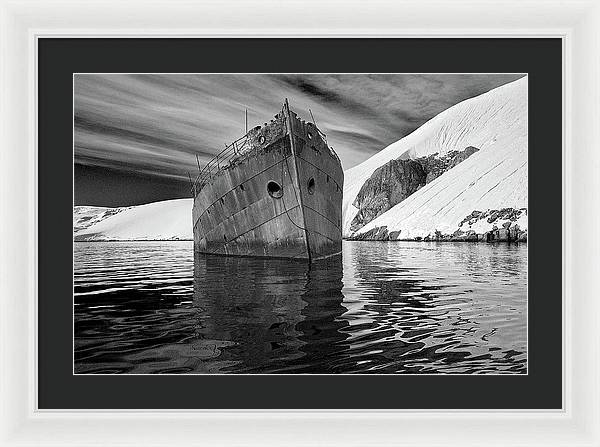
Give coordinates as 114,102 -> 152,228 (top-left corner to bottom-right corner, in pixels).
74,73 -> 525,207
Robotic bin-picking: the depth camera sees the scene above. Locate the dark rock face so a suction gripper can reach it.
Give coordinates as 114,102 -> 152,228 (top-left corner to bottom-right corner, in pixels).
349,226 -> 391,241
446,208 -> 528,242
348,225 -> 407,241
485,223 -> 527,242
350,146 -> 480,231
350,159 -> 426,232
448,146 -> 479,169
416,154 -> 450,184
458,207 -> 526,228
347,207 -> 527,243
417,146 -> 480,184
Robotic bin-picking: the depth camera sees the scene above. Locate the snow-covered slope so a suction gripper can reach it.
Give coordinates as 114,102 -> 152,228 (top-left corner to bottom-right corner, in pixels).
343,76 -> 528,239
74,198 -> 193,241
73,206 -> 123,233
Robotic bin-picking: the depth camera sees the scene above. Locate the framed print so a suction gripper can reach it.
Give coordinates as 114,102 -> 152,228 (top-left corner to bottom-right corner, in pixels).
1,1 -> 599,446
41,38 -> 559,410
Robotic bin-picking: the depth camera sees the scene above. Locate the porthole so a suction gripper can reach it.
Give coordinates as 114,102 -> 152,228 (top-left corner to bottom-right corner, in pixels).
267,181 -> 283,199
239,184 -> 245,191
258,135 -> 266,145
307,178 -> 315,195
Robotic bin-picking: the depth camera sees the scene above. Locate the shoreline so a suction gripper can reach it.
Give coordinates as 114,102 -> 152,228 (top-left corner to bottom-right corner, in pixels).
346,222 -> 527,243
73,238 -> 526,244
343,238 -> 527,243
73,239 -> 193,243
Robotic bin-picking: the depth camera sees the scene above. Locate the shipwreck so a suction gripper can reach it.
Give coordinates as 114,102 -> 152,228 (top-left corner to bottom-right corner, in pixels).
191,100 -> 343,262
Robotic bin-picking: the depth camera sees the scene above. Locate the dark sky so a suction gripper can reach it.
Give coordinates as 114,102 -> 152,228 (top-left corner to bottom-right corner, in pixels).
74,73 -> 525,207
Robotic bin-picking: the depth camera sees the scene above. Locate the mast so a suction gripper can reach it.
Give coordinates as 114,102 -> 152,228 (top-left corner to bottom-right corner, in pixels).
187,172 -> 195,197
283,98 -> 311,262
309,108 -> 316,125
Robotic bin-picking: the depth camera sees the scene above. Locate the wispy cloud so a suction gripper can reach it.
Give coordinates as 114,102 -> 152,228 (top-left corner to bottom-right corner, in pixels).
74,73 -> 524,202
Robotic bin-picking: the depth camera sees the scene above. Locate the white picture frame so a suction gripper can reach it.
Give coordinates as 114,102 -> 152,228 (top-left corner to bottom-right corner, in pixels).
1,0 -> 598,445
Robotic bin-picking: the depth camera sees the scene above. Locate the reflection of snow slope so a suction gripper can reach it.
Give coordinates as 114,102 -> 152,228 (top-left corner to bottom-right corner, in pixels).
342,76 -> 528,239
74,198 -> 193,241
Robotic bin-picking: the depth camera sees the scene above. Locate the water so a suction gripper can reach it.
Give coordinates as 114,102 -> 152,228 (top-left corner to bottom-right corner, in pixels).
74,241 -> 527,374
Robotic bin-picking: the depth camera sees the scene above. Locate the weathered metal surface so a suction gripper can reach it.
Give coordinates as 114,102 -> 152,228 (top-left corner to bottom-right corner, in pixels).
192,104 -> 343,262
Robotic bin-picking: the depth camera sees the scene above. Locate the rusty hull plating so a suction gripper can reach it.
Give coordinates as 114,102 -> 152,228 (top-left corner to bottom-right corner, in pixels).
191,100 -> 344,262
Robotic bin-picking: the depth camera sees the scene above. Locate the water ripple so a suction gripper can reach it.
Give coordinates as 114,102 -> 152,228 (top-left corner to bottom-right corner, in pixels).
74,240 -> 527,374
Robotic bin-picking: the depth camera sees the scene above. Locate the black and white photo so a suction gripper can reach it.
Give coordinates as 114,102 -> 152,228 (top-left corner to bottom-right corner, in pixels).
74,73 -> 528,374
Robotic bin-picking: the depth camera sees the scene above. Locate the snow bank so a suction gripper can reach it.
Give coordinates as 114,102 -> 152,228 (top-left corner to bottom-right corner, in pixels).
74,198 -> 193,241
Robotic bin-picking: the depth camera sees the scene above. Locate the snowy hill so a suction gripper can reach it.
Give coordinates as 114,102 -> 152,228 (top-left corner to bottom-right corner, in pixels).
73,205 -> 127,234
74,198 -> 193,241
343,76 -> 528,241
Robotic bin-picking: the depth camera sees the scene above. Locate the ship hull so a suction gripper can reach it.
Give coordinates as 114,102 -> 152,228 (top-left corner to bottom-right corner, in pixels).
192,109 -> 343,262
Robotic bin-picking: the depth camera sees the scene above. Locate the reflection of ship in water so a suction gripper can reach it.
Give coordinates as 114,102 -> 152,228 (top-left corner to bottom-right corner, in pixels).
193,253 -> 349,373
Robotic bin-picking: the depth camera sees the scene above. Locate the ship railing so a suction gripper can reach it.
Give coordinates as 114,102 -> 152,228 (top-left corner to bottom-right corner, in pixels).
191,132 -> 254,196
191,110 -> 340,197
312,123 -> 341,163
315,126 -> 328,142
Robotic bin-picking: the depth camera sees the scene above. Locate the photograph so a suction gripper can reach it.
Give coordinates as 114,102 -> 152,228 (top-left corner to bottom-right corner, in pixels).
73,73 -> 528,375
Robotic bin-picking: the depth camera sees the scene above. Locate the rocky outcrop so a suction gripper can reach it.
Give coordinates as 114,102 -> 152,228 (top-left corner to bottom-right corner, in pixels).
414,146 -> 480,185
350,146 -> 479,231
347,207 -> 527,242
349,225 -> 393,241
456,208 -> 527,242
349,159 -> 426,232
458,208 -> 525,228
73,206 -> 128,233
486,223 -> 528,242
448,146 -> 479,169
